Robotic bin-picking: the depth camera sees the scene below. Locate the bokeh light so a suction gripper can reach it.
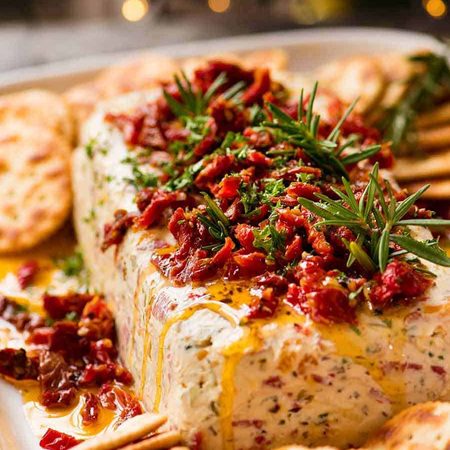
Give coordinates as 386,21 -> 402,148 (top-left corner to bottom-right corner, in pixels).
208,0 -> 231,14
121,0 -> 149,22
423,0 -> 447,18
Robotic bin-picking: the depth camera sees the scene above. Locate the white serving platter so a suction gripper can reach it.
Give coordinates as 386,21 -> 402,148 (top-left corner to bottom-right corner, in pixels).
0,27 -> 444,450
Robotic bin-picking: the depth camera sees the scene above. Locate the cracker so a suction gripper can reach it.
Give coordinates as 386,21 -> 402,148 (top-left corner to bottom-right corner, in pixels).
315,56 -> 385,114
365,402 -> 450,449
273,447 -> 336,450
0,122 -> 72,253
394,149 -> 450,181
417,101 -> 450,129
404,179 -> 450,199
120,431 -> 181,450
417,124 -> 450,150
0,89 -> 74,143
243,48 -> 289,71
97,53 -> 178,98
64,81 -> 103,130
75,413 -> 167,450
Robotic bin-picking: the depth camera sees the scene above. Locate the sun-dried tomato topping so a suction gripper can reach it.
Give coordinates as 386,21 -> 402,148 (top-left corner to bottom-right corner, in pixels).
0,296 -> 45,331
136,189 -> 188,229
0,348 -> 39,380
101,60 -> 438,324
43,293 -> 95,320
98,383 -> 143,422
79,297 -> 114,341
39,350 -> 76,408
17,260 -> 39,289
101,209 -> 137,252
80,392 -> 101,426
369,260 -> 433,308
0,295 -> 133,409
39,429 -> 80,450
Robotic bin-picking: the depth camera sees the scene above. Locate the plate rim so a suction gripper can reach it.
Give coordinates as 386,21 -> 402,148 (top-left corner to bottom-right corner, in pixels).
0,26 -> 444,93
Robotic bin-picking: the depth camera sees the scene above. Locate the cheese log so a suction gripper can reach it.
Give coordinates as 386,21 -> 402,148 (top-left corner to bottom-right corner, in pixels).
72,90 -> 450,450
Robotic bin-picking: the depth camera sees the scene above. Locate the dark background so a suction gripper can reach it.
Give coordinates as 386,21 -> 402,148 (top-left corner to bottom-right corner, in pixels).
0,0 -> 449,72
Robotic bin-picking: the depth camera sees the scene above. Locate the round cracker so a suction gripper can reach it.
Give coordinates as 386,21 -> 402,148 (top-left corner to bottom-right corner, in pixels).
0,122 -> 72,253
64,81 -> 103,129
366,401 -> 450,449
316,56 -> 385,114
74,413 -> 167,450
0,89 -> 74,143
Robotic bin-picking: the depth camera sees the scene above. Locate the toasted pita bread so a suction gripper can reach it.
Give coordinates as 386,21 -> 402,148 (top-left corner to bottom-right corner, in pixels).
417,124 -> 450,150
0,122 -> 72,253
0,89 -> 74,143
365,402 -> 450,449
394,149 -> 450,181
315,56 -> 385,114
404,178 -> 450,199
74,413 -> 167,450
417,102 -> 450,129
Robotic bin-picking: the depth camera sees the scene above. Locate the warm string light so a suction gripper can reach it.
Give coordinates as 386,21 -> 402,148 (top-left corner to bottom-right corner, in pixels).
423,0 -> 447,18
208,0 -> 231,14
122,0 -> 150,22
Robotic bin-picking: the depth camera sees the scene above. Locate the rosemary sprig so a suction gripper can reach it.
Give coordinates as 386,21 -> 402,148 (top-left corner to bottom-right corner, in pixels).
163,71 -> 227,117
298,163 -> 450,272
264,82 -> 381,179
380,51 -> 450,151
197,193 -> 230,246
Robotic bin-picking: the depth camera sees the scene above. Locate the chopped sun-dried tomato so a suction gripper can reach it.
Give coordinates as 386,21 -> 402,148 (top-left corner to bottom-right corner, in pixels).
0,348 -> 39,380
136,189 -> 188,229
80,392 -> 101,426
101,60 -> 438,325
98,383 -> 143,422
101,209 -> 136,251
369,260 -> 433,308
0,296 -> 45,331
43,293 -> 95,320
40,429 -> 80,450
17,260 -> 39,289
195,154 -> 235,189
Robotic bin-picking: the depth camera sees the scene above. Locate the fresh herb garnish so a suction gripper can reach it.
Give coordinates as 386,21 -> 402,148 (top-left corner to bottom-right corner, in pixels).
56,252 -> 84,277
298,163 -> 450,272
163,71 -> 227,117
197,193 -> 231,246
122,156 -> 159,189
253,224 -> 286,262
264,82 -> 381,179
380,51 -> 450,151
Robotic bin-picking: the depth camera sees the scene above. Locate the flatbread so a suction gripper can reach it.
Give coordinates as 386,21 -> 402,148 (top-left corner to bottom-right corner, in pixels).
0,122 -> 72,253
394,149 -> 450,181
0,89 -> 74,143
315,56 -> 385,114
